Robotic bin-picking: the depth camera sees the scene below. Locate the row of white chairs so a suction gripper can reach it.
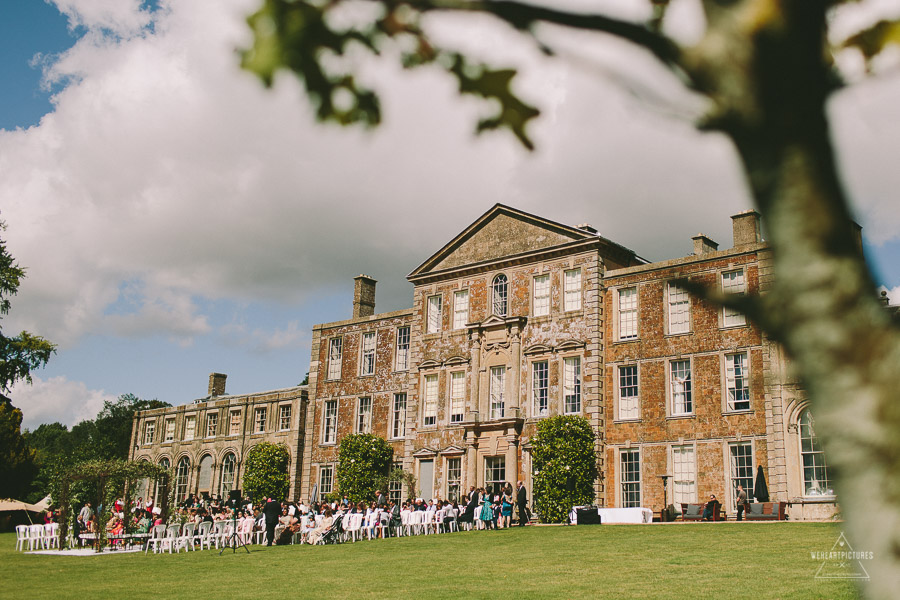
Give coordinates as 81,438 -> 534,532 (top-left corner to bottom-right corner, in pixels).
338,509 -> 461,544
145,520 -> 273,553
15,524 -> 59,552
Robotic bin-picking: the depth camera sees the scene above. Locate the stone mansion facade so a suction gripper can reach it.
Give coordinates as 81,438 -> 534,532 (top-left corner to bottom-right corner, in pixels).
130,204 -> 837,520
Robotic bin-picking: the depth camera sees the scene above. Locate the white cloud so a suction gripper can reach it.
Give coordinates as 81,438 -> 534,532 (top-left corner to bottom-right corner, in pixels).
1,0 -> 898,356
220,320 -> 307,353
11,375 -> 116,430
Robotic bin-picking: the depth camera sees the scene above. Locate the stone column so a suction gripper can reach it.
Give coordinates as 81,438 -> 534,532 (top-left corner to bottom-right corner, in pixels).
509,322 -> 522,414
505,433 -> 519,485
469,330 -> 481,414
466,434 -> 478,490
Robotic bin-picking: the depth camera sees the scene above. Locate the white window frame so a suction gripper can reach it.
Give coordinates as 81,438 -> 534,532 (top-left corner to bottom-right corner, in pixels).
490,366 -> 506,419
279,404 -> 292,431
228,410 -> 241,436
446,457 -> 462,501
667,282 -> 691,335
492,274 -> 508,317
205,412 -> 218,438
617,364 -> 640,421
319,464 -> 335,495
327,337 -> 343,380
322,400 -> 338,445
360,331 -> 376,376
620,448 -> 641,508
220,453 -> 236,498
533,274 -> 550,317
722,269 -> 747,327
799,411 -> 833,497
563,356 -> 582,414
449,371 -> 465,423
564,268 -> 582,312
253,407 -> 266,434
672,444 -> 697,505
725,352 -> 751,412
391,393 -> 407,439
356,397 -> 372,434
532,360 -> 549,417
426,295 -> 442,334
423,373 -> 439,427
164,418 -> 175,442
395,326 -> 410,371
183,415 -> 196,441
453,289 -> 469,330
728,441 -> 755,509
617,287 -> 638,341
143,420 -> 155,445
485,456 -> 506,495
669,359 -> 693,416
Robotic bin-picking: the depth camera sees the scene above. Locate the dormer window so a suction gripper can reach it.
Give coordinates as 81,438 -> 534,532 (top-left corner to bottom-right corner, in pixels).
492,274 -> 508,317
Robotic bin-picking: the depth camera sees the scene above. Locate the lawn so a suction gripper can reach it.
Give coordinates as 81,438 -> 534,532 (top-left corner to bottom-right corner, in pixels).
2,523 -> 861,600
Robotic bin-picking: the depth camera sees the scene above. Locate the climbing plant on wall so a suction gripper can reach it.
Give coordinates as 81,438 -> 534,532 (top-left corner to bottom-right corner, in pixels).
531,415 -> 597,523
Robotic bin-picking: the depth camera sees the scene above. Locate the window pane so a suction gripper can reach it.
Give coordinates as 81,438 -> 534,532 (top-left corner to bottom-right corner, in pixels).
490,366 -> 505,419
328,338 -> 342,379
621,450 -> 640,508
726,352 -> 750,411
361,332 -> 376,375
323,400 -> 337,444
564,357 -> 581,414
729,442 -> 754,502
618,287 -> 638,340
427,295 -> 442,333
618,365 -> 639,420
672,445 -> 696,505
534,275 -> 550,317
668,283 -> 690,334
396,327 -> 410,371
485,457 -> 506,495
492,274 -> 508,317
424,374 -> 438,426
564,269 -> 581,311
532,361 -> 548,417
279,405 -> 291,430
450,372 -> 465,423
670,360 -> 692,415
357,397 -> 372,433
800,411 -> 832,496
722,270 -> 747,326
392,393 -> 407,438
453,290 -> 469,329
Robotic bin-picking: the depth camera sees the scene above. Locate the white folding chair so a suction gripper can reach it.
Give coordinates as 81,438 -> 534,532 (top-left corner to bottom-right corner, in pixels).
422,511 -> 437,535
45,523 -> 59,549
177,523 -> 196,552
195,521 -> 213,550
15,525 -> 29,551
28,525 -> 45,551
145,524 -> 166,554
162,524 -> 181,553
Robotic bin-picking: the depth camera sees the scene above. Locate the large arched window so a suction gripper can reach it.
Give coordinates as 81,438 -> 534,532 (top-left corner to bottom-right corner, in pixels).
220,453 -> 236,499
175,456 -> 191,504
492,274 -> 508,317
799,411 -> 832,496
197,454 -> 214,495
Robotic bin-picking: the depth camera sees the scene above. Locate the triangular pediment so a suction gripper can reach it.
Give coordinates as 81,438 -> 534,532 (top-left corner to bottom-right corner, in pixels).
409,204 -> 595,280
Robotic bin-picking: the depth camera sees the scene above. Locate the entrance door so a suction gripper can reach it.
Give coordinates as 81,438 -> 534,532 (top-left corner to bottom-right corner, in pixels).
419,460 -> 434,499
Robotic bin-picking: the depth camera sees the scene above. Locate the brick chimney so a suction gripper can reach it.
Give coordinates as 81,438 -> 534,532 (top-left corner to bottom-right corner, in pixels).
732,210 -> 762,247
208,373 -> 227,397
353,275 -> 377,319
692,234 -> 718,255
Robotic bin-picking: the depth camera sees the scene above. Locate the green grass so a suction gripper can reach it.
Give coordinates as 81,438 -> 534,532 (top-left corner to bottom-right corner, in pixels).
2,523 -> 861,599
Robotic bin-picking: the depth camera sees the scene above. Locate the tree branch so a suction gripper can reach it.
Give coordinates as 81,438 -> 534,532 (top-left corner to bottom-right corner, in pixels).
672,278 -> 784,343
413,0 -> 685,72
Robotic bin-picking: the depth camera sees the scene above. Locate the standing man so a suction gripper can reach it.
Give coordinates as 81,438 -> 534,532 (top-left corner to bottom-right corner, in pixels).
516,481 -> 528,527
735,484 -> 748,521
79,502 -> 93,523
375,489 -> 386,508
263,497 -> 281,546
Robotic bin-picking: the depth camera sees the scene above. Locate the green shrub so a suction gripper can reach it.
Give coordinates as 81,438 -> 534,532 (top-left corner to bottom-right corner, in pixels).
531,415 -> 597,523
336,434 -> 393,503
242,442 -> 290,502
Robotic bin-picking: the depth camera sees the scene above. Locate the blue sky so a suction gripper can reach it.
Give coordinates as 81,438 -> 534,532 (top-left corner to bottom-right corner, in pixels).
2,0 -> 900,429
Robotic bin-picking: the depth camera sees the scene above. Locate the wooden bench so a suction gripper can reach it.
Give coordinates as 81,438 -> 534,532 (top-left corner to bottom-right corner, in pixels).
681,502 -> 725,521
745,501 -> 787,520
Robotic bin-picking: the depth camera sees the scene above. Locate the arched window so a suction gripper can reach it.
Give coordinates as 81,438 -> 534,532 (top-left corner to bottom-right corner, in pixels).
197,454 -> 214,494
492,274 -> 508,317
799,411 -> 832,496
220,453 -> 236,499
175,456 -> 191,504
